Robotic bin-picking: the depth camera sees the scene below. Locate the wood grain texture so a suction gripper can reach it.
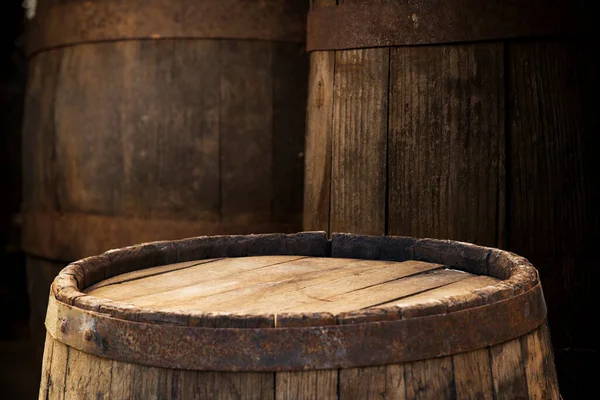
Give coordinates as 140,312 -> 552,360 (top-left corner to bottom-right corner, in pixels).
38,333 -> 54,400
404,356 -> 455,399
452,349 -> 494,399
387,275 -> 498,308
489,336 -> 529,399
330,47 -> 389,235
23,38 -> 306,261
275,313 -> 337,400
84,258 -> 222,292
304,50 -> 335,232
47,337 -> 69,400
84,256 -> 482,315
521,324 -> 560,399
63,349 -> 112,399
387,43 -> 504,246
303,0 -> 337,232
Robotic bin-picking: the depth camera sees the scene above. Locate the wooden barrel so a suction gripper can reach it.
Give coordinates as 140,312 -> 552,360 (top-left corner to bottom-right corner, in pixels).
41,232 -> 559,399
303,0 -> 597,395
22,0 -> 307,353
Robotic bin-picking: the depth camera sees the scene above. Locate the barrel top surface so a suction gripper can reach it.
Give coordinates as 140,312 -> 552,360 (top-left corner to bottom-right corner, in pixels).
84,256 -> 499,315
46,233 -> 545,371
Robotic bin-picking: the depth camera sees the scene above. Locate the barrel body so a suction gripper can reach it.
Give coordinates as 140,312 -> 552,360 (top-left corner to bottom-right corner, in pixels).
40,324 -> 557,399
303,1 -> 597,395
40,233 -> 559,399
23,0 -> 307,353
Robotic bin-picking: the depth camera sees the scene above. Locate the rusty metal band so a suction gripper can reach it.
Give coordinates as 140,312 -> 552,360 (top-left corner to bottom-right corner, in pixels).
21,211 -> 300,262
27,0 -> 306,57
307,0 -> 576,51
45,283 -> 546,371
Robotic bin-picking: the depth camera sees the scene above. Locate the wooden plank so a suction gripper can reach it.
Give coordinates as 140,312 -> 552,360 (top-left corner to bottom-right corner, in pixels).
537,323 -> 560,397
489,336 -> 529,399
53,40 -> 224,221
330,47 -> 389,235
87,255 -> 304,301
84,258 -> 222,292
384,364 -> 407,400
108,361 -> 135,399
205,314 -> 275,399
521,324 -> 560,399
38,333 -> 55,400
452,349 -> 494,399
219,40 -> 273,223
53,43 -> 125,216
387,43 -> 504,246
63,348 -> 112,399
404,356 -> 455,399
48,338 -> 69,400
384,275 -> 499,308
239,260 -> 441,314
130,364 -> 174,400
287,268 -> 471,314
339,365 -> 387,400
303,0 -> 337,232
173,370 -> 216,399
172,258 -> 382,313
165,259 -> 442,314
21,51 -> 60,213
275,313 -> 337,400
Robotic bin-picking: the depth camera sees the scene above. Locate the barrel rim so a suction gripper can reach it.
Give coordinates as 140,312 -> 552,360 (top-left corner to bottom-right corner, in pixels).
45,232 -> 546,371
26,0 -> 307,57
307,0 -> 580,52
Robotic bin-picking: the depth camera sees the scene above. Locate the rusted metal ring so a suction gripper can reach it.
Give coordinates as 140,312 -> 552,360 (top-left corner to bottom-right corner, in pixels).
307,0 -> 576,52
45,283 -> 546,371
21,210 -> 300,262
27,0 -> 306,57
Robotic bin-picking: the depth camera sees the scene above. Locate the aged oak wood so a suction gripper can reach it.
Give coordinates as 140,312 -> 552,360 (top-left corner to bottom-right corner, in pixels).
39,232 -> 558,399
23,0 -> 308,359
304,2 -> 597,396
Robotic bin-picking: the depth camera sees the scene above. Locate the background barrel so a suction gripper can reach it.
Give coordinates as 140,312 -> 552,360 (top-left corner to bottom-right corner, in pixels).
303,0 -> 598,397
22,0 -> 307,359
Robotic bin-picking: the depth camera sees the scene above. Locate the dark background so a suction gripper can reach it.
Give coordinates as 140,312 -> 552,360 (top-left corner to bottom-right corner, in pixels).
0,2 -> 38,399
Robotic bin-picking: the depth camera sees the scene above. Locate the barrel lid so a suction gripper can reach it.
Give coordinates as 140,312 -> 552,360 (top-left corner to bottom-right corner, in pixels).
47,232 -> 545,371
84,256 -> 499,317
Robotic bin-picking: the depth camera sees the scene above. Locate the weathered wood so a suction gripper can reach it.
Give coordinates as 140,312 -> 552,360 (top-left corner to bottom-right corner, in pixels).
452,349 -> 494,399
387,43 -> 504,246
86,257 -> 475,314
47,338 -> 69,400
304,2 -> 596,396
63,349 -> 112,399
39,234 -> 557,399
84,258 -> 222,292
388,275 -> 499,309
330,47 -> 388,235
275,313 -> 338,400
490,336 -> 529,399
38,333 -> 54,400
21,3 -> 309,311
303,0 -> 336,234
521,324 -> 560,400
404,357 -> 455,399
23,37 -> 306,262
